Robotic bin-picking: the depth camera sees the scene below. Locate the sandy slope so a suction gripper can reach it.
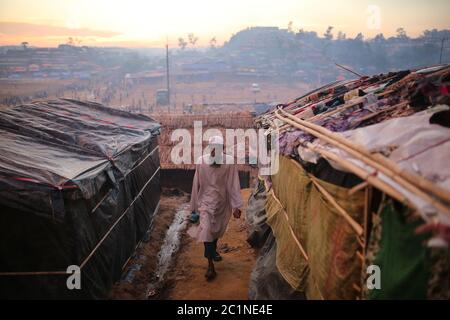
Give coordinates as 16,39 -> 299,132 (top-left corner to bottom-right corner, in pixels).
165,189 -> 256,300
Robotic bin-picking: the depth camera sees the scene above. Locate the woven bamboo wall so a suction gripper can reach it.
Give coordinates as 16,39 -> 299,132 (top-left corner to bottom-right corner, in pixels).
155,112 -> 258,184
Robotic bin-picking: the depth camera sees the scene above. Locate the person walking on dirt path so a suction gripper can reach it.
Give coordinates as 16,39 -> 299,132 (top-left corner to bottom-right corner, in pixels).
188,135 -> 242,281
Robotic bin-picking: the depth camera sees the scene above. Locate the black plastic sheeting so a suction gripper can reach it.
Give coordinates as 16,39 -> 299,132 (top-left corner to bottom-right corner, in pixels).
245,179 -> 270,248
246,180 -> 304,300
301,157 -> 363,188
249,233 -> 305,300
0,99 -> 161,299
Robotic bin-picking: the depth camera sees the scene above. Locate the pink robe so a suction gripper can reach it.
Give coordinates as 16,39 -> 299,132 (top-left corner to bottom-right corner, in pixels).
188,154 -> 243,243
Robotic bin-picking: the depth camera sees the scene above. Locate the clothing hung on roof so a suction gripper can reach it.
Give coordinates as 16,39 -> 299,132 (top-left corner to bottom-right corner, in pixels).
315,106 -> 450,224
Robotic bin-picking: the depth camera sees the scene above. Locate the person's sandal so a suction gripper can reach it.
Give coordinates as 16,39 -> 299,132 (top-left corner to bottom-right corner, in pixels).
205,268 -> 217,281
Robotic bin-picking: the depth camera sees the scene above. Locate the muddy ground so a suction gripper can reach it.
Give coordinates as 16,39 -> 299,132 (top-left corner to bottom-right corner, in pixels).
109,187 -> 190,299
110,188 -> 256,300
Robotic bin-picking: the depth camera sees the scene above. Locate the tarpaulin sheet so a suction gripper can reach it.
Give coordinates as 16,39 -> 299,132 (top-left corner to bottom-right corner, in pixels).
267,156 -> 365,299
246,179 -> 304,300
0,99 -> 160,198
246,178 -> 270,248
249,232 -> 305,300
0,99 -> 161,299
364,199 -> 430,299
365,198 -> 450,300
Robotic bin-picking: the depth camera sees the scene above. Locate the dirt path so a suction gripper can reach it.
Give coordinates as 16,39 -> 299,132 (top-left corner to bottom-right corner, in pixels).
110,188 -> 256,300
165,189 -> 256,300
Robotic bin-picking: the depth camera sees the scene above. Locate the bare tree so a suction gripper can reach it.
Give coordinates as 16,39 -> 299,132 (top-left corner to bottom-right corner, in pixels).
373,33 -> 386,43
355,32 -> 364,41
324,26 -> 334,40
337,31 -> 346,40
209,37 -> 217,49
21,41 -> 29,50
188,33 -> 198,47
178,37 -> 187,50
66,37 -> 81,46
396,27 -> 408,39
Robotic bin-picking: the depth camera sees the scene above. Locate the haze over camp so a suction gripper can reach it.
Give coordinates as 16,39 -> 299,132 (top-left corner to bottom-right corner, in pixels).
0,0 -> 449,307
1,0 -> 450,47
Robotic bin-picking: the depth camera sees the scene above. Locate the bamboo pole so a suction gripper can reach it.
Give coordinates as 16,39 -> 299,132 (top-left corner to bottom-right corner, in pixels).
290,159 -> 367,238
276,108 -> 450,217
348,181 -> 369,196
281,104 -> 447,200
289,159 -> 367,239
361,186 -> 371,300
268,182 -> 326,300
271,189 -> 327,300
279,100 -> 406,134
356,235 -> 365,248
377,89 -> 396,97
309,98 -> 363,122
309,175 -> 364,236
372,153 -> 450,205
353,283 -> 362,292
315,144 -> 407,203
363,187 -> 371,249
356,251 -> 365,263
268,190 -> 309,262
307,87 -> 405,122
275,113 -> 413,208
354,102 -> 409,123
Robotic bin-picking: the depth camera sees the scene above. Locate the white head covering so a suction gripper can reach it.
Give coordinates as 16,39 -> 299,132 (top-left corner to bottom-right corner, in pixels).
208,135 -> 224,146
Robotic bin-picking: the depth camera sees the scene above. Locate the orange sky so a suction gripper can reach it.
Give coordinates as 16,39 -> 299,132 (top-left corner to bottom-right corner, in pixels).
1,0 -> 449,47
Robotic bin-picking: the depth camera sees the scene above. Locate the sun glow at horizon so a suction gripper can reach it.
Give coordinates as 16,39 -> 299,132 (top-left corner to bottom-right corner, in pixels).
0,0 -> 449,48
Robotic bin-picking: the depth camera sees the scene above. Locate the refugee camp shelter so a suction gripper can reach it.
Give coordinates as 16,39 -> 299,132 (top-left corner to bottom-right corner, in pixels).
0,99 -> 161,299
248,65 -> 450,300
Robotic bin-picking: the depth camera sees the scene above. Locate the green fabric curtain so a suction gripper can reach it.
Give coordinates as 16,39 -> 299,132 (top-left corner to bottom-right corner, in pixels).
368,200 -> 430,300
